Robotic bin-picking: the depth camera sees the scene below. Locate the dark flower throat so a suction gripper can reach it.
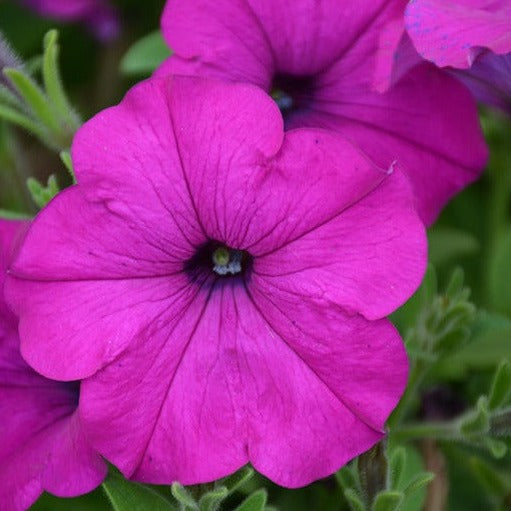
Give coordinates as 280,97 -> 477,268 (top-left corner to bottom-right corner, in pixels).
185,241 -> 253,280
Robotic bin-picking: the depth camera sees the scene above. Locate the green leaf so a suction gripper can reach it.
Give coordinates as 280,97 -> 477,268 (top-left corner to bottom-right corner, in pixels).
336,465 -> 358,491
234,490 -> 267,511
388,447 -> 406,490
343,489 -> 365,511
469,457 -> 510,497
460,396 -> 490,436
198,486 -> 229,511
428,226 -> 479,266
120,31 -> 172,76
0,102 -> 47,140
445,267 -> 465,299
0,208 -> 30,220
59,149 -> 76,182
220,466 -> 255,495
489,228 -> 511,315
483,437 -> 508,459
402,472 -> 435,498
102,471 -> 176,511
371,491 -> 403,511
170,483 -> 199,510
0,83 -> 23,108
391,265 -> 437,333
489,360 -> 511,410
42,30 -> 80,130
4,67 -> 60,133
27,174 -> 59,208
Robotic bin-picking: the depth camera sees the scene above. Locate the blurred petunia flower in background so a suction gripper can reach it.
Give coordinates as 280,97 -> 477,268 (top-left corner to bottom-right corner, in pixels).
19,0 -> 120,41
6,75 -> 426,488
157,0 -> 488,226
405,0 -> 511,114
0,220 -> 106,511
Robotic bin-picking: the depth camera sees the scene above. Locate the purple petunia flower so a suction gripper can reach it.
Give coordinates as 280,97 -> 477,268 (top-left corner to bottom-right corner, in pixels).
0,220 -> 106,511
156,0 -> 488,226
404,0 -> 511,114
19,0 -> 119,41
6,76 -> 427,487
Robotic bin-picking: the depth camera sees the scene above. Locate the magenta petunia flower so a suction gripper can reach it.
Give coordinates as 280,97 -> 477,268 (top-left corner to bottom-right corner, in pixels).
0,220 -> 106,511
19,0 -> 119,41
7,76 -> 427,488
157,0 -> 488,226
405,0 -> 511,113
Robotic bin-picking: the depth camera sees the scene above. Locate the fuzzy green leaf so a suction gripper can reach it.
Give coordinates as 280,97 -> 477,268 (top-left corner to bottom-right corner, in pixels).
220,466 -> 255,495
198,487 -> 229,511
402,472 -> 435,498
489,228 -> 511,315
42,30 -> 80,130
0,103 -> 47,140
233,490 -> 267,511
484,438 -> 508,459
0,209 -> 30,220
344,489 -> 365,511
102,471 -> 176,511
170,483 -> 199,510
388,447 -> 406,490
469,457 -> 510,497
4,67 -> 59,133
489,360 -> 511,410
27,174 -> 59,209
371,491 -> 403,511
460,396 -> 490,436
336,465 -> 358,491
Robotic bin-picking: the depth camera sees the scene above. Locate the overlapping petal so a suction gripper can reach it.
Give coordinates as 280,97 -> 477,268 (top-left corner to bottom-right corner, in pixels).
20,0 -> 119,41
404,0 -> 511,114
405,0 -> 511,69
0,220 -> 106,510
312,62 -> 488,225
158,0 -> 488,225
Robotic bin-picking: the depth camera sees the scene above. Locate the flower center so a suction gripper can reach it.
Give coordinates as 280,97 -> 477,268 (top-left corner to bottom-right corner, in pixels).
185,241 -> 252,280
212,246 -> 244,276
271,73 -> 315,119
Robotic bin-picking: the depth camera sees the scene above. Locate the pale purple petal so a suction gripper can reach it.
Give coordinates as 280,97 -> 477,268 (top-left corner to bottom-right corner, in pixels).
405,0 -> 511,69
20,0 -> 119,41
452,51 -> 511,113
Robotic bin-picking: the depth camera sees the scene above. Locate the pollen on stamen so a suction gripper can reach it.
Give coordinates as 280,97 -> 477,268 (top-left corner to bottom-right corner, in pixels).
212,247 -> 243,276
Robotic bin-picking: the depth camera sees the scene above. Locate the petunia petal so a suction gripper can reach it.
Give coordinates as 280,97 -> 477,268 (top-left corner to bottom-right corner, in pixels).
80,281 -> 406,488
80,280 -> 247,484
0,220 -> 106,509
242,283 -> 407,487
405,0 -> 511,69
308,62 -> 488,225
160,0 -> 274,87
451,51 -> 511,113
7,273 -> 203,380
254,167 -> 426,320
